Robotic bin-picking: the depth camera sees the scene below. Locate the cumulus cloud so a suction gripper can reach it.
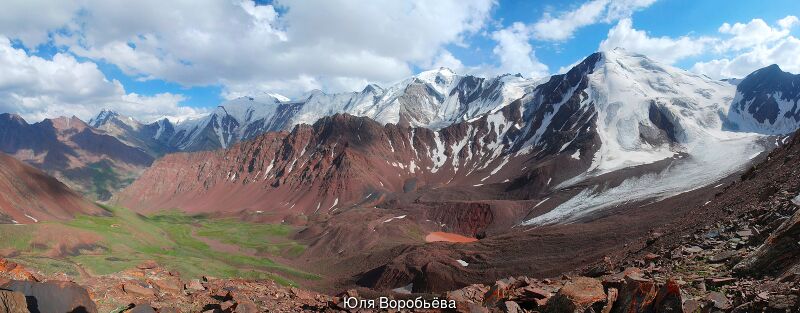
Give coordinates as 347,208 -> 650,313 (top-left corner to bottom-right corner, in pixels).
692,16 -> 800,79
717,17 -> 796,51
0,0 -> 80,48
532,0 -> 656,41
599,18 -> 712,64
2,0 -> 494,100
0,36 -> 202,123
489,22 -> 549,78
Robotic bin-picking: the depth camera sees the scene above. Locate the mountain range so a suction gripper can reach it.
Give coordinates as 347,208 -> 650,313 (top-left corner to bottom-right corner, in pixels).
0,114 -> 154,200
1,48 -> 800,303
114,49 -> 799,221
106,49 -> 800,293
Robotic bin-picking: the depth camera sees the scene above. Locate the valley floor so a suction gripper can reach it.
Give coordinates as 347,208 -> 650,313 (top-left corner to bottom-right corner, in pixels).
0,205 -> 316,288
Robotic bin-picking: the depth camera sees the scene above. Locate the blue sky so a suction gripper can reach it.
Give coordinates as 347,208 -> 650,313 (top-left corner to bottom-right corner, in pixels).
0,0 -> 798,122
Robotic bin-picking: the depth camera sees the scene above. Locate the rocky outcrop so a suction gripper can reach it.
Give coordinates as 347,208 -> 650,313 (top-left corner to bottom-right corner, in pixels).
1,281 -> 97,313
444,273 -> 689,313
0,290 -> 27,313
543,277 -> 606,313
735,206 -> 800,278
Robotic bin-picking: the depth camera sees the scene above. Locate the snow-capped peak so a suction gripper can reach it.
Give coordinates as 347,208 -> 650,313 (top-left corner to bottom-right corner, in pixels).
88,109 -> 142,129
88,109 -> 120,127
523,49 -> 765,225
267,93 -> 290,102
413,67 -> 460,92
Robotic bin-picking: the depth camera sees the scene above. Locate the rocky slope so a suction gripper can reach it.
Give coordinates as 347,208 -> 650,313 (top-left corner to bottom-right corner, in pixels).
116,49 -> 790,226
0,152 -> 104,224
0,114 -> 154,200
114,110 -> 531,217
111,50 -> 800,300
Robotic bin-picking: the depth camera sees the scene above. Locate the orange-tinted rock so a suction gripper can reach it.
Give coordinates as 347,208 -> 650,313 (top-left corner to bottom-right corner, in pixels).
8,266 -> 37,282
610,276 -> 657,313
152,277 -> 183,293
136,260 -> 158,270
601,288 -> 618,313
233,300 -> 258,313
123,283 -> 155,297
483,280 -> 510,306
185,279 -> 205,291
653,279 -> 682,313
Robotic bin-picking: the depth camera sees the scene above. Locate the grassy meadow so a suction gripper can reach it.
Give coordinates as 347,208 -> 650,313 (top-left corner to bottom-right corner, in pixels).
0,205 -> 317,286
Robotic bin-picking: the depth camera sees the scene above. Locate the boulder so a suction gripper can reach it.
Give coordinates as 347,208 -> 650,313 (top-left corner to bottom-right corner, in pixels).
448,284 -> 488,304
610,276 -> 657,313
123,283 -> 156,297
600,288 -> 617,313
735,209 -> 800,277
152,277 -> 183,293
501,300 -> 522,313
136,260 -> 159,270
705,291 -> 730,310
483,280 -> 511,306
186,279 -> 206,291
127,303 -> 157,313
544,277 -> 606,313
233,300 -> 258,313
1,280 -> 97,313
0,290 -> 28,313
0,260 -> 37,282
652,279 -> 682,312
709,250 -> 736,263
218,300 -> 235,312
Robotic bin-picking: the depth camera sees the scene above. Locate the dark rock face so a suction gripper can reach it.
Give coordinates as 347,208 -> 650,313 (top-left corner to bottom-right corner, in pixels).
727,64 -> 800,133
1,280 -> 97,313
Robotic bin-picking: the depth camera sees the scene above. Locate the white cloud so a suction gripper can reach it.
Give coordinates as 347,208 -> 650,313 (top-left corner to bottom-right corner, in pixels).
692,36 -> 800,79
778,15 -> 800,29
428,50 -> 466,73
692,16 -> 800,79
0,36 -> 202,123
0,0 -> 494,100
489,22 -> 549,78
532,0 -> 656,41
0,0 -> 80,48
717,17 -> 795,51
599,18 -> 711,64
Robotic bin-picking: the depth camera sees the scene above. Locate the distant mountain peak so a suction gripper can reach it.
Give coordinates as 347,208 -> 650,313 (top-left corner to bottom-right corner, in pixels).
0,113 -> 27,124
89,109 -> 122,127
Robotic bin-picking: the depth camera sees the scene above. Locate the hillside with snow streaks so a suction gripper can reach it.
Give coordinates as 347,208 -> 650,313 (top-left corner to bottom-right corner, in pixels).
106,49 -> 800,227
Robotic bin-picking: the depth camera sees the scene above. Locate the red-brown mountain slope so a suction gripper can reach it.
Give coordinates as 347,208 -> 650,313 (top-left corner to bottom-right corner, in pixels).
0,152 -> 104,224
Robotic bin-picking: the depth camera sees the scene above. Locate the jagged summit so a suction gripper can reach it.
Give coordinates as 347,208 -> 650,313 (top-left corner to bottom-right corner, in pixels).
88,109 -> 121,128
725,62 -> 800,134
